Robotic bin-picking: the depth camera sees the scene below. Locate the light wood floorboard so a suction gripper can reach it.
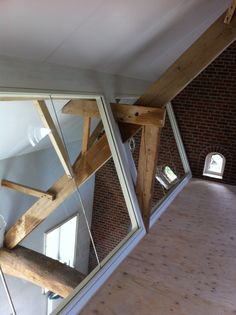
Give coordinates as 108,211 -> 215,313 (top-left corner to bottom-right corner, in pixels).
80,179 -> 236,315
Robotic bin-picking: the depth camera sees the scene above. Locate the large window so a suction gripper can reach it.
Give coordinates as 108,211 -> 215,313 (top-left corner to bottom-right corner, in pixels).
203,152 -> 225,179
45,215 -> 78,267
45,215 -> 78,315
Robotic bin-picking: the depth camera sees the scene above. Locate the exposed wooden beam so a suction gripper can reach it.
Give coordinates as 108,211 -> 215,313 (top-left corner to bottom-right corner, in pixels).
224,0 -> 236,24
136,126 -> 161,230
4,133 -> 111,249
62,100 -> 165,127
0,246 -> 85,298
120,10 -> 236,141
136,11 -> 236,108
111,103 -> 165,127
33,100 -> 72,178
82,117 -> 91,153
73,120 -> 104,166
1,179 -> 55,200
62,99 -> 100,117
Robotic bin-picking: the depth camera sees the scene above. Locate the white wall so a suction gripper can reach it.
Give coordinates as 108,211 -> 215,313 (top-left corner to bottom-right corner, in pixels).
0,55 -> 150,98
0,141 -> 95,315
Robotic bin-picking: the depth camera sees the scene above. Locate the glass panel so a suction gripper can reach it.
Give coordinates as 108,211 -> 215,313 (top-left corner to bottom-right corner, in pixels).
88,158 -> 132,271
152,114 -> 185,207
0,100 -> 65,232
0,95 -> 137,315
0,273 -> 13,315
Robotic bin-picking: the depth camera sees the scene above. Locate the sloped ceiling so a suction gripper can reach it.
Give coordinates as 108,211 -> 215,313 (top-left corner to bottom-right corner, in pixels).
0,0 -> 232,160
0,0 -> 231,81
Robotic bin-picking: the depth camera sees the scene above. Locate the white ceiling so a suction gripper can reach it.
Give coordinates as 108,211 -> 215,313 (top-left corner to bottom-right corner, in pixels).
0,0 -> 231,81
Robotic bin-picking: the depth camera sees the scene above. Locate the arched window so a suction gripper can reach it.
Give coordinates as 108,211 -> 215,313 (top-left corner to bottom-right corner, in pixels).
155,165 -> 178,189
203,152 -> 225,179
163,166 -> 177,183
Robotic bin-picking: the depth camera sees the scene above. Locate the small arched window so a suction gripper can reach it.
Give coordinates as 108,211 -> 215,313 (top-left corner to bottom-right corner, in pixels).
155,165 -> 178,189
163,166 -> 177,183
203,152 -> 225,179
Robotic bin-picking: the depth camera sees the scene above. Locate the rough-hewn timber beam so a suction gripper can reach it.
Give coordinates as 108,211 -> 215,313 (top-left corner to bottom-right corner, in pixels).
34,100 -> 72,178
136,11 -> 236,107
111,103 -> 165,127
62,101 -> 165,127
136,126 -> 161,230
0,246 -> 85,298
62,99 -> 100,117
1,179 -> 55,200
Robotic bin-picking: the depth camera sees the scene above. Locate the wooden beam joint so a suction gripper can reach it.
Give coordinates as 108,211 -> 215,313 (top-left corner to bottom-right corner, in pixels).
62,100 -> 166,127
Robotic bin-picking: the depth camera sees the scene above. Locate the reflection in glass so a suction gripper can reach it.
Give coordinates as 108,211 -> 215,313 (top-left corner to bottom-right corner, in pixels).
0,95 -> 136,315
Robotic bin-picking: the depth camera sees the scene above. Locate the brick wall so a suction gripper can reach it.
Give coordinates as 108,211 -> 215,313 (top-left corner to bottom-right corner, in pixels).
172,41 -> 236,185
88,159 -> 130,271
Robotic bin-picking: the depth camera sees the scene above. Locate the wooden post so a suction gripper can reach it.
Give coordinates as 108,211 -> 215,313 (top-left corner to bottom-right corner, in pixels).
136,126 -> 161,231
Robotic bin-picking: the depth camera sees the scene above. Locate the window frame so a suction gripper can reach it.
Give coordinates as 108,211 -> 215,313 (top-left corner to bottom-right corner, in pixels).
203,152 -> 226,179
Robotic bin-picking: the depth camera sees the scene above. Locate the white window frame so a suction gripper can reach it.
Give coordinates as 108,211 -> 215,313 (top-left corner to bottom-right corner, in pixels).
203,152 -> 226,179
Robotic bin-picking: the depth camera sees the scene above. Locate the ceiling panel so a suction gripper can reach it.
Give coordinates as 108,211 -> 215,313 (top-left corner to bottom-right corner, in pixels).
0,0 -> 106,61
0,0 -> 231,80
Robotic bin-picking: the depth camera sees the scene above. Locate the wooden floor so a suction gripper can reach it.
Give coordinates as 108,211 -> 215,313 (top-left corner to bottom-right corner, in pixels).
80,179 -> 236,315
